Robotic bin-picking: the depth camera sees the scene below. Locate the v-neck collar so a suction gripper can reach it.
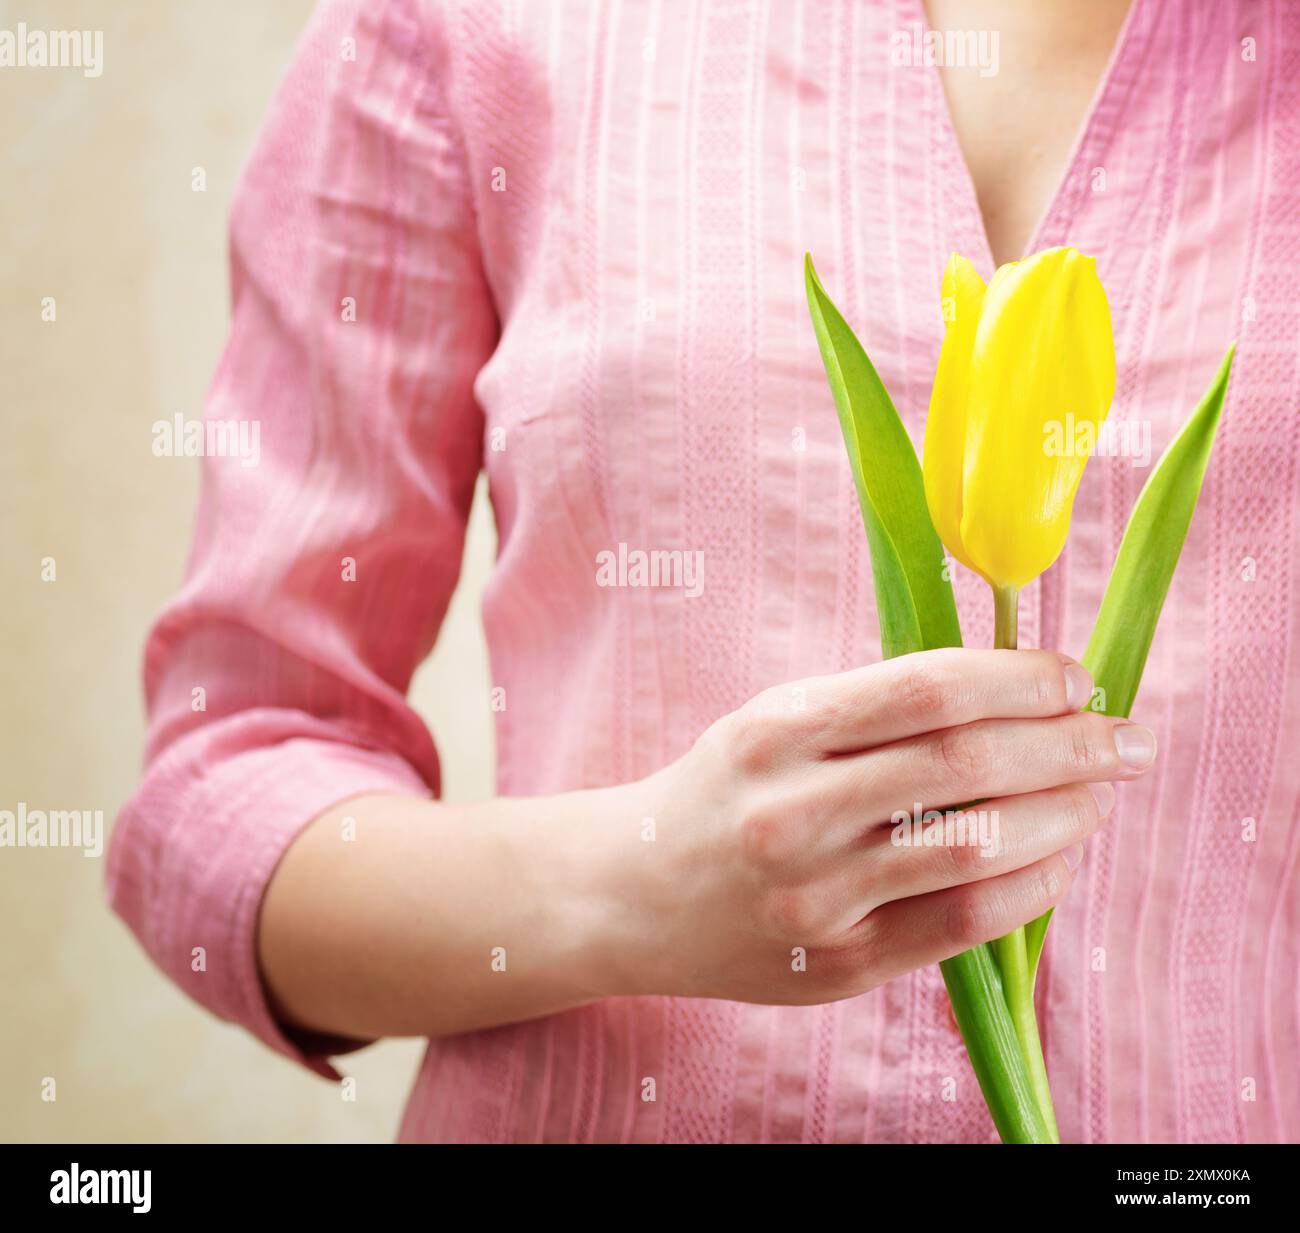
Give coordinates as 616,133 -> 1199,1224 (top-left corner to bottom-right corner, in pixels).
909,0 -> 1151,273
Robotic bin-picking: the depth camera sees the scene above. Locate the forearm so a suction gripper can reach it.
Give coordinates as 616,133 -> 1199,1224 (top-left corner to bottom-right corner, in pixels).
257,788 -> 653,1041
256,651 -> 1140,1046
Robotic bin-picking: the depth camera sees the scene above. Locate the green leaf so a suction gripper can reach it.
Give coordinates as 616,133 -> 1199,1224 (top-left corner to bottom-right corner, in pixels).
941,943 -> 1056,1143
1023,912 -> 1051,985
806,255 -> 1054,1143
1024,343 -> 1235,980
1083,344 -> 1235,718
804,255 -> 961,656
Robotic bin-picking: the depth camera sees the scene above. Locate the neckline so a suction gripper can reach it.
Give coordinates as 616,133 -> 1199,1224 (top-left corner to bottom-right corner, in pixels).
908,0 -> 1149,272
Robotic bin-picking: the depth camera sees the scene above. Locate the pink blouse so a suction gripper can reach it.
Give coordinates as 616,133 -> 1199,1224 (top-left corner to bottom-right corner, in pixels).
108,0 -> 1300,1142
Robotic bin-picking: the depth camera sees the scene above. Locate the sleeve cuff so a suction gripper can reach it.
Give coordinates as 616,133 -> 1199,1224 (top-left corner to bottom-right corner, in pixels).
110,732 -> 432,1080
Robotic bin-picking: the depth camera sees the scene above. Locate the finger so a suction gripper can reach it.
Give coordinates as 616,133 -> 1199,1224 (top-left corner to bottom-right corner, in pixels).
834,781 -> 1114,923
847,850 -> 1082,984
823,711 -> 1153,828
792,648 -> 1093,755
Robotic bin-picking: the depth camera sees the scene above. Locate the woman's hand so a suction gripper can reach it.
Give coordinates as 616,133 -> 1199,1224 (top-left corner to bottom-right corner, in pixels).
259,648 -> 1155,1041
621,647 -> 1153,1005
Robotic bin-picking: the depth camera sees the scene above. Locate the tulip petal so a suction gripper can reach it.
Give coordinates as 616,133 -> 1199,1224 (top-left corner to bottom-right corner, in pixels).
958,247 -> 1116,589
922,254 -> 986,577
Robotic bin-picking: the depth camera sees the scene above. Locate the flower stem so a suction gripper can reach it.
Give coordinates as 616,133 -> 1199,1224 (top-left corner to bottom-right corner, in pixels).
991,584 -> 1059,1141
994,584 -> 1020,651
991,930 -> 1058,1141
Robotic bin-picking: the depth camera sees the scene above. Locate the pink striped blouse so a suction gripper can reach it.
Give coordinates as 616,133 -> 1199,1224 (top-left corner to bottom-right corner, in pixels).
108,0 -> 1300,1142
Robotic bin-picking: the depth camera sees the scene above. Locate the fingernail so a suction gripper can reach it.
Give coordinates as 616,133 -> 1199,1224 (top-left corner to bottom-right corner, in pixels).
1064,664 -> 1093,711
1086,781 -> 1116,818
1113,723 -> 1156,769
1063,843 -> 1084,872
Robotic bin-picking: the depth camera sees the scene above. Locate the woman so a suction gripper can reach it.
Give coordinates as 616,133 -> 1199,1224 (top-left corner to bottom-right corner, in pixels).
108,0 -> 1300,1142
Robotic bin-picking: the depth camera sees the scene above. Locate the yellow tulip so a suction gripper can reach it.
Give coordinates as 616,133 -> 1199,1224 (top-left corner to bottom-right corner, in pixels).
807,241 -> 1231,1144
920,246 -> 1115,1135
922,246 -> 1116,595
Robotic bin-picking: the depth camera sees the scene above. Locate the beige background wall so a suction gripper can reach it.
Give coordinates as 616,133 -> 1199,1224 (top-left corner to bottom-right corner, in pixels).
0,0 -> 496,1141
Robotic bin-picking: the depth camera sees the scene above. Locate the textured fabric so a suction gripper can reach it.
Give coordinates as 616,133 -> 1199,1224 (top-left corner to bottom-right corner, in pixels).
108,0 -> 1300,1142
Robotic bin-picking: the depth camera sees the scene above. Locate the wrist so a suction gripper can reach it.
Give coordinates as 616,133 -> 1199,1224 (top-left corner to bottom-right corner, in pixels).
555,772 -> 679,1003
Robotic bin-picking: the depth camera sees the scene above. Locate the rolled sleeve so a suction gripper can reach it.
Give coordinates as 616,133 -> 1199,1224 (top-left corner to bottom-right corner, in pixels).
111,728 -> 431,1077
108,0 -> 496,1077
